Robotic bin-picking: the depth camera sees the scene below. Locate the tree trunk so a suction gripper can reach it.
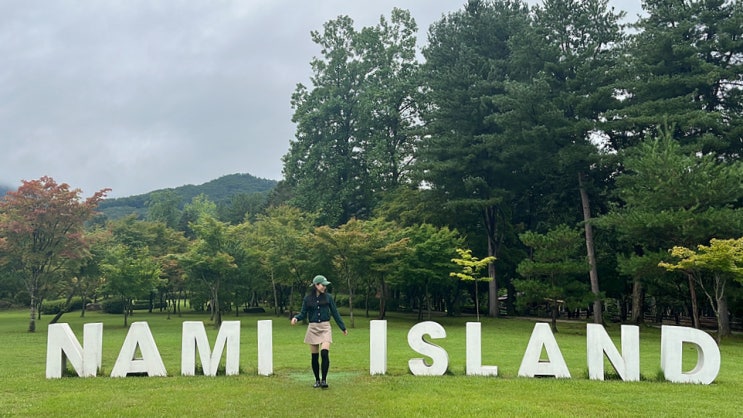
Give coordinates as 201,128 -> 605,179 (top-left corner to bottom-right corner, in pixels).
346,272 -> 355,328
551,301 -> 559,333
212,282 -> 222,328
630,279 -> 645,324
123,298 -> 130,327
28,295 -> 37,332
687,273 -> 700,328
716,283 -> 730,342
484,206 -> 500,317
579,172 -> 602,324
474,280 -> 480,322
50,285 -> 79,324
271,271 -> 279,316
377,277 -> 387,320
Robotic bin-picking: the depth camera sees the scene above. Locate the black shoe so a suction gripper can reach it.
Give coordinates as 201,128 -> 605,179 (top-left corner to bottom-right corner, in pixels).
320,380 -> 328,389
313,381 -> 321,388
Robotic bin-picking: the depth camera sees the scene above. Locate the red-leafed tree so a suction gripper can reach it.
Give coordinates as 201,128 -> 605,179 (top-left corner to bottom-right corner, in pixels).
0,176 -> 108,332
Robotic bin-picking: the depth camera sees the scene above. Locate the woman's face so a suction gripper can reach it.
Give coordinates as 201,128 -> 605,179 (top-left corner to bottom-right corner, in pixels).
315,283 -> 326,293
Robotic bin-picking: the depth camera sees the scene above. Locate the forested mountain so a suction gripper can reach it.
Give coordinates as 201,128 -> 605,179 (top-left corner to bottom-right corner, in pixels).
0,185 -> 10,197
98,173 -> 277,220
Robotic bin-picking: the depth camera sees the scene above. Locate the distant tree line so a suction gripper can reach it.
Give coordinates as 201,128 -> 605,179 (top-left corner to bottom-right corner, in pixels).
1,0 -> 742,340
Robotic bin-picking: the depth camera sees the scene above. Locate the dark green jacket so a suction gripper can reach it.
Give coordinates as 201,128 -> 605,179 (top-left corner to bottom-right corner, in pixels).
294,292 -> 346,332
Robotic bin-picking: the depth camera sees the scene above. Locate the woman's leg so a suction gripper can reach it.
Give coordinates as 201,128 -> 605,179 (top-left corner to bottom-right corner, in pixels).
320,342 -> 331,386
310,344 -> 320,384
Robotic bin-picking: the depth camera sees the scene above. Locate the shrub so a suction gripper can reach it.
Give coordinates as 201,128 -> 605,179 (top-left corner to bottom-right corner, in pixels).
40,297 -> 88,314
101,299 -> 125,314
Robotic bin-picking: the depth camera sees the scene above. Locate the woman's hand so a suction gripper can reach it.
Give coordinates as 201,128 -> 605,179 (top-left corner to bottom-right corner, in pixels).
290,317 -> 298,325
342,329 -> 348,336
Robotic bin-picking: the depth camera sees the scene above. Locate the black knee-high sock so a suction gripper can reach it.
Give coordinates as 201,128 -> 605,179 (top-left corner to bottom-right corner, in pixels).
311,353 -> 320,381
321,349 -> 330,381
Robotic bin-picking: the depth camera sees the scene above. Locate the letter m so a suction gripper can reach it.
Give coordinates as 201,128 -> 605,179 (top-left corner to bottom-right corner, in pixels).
181,321 -> 240,376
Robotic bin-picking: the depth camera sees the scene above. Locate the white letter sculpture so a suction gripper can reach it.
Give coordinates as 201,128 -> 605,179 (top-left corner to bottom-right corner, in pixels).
408,321 -> 449,376
111,322 -> 167,377
586,324 -> 640,381
370,320 -> 387,375
257,320 -> 272,376
181,321 -> 240,376
46,323 -> 102,378
466,322 -> 498,376
518,322 -> 571,378
661,325 -> 720,384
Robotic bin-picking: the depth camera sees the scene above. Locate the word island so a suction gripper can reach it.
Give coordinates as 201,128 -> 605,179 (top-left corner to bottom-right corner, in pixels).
46,320 -> 720,384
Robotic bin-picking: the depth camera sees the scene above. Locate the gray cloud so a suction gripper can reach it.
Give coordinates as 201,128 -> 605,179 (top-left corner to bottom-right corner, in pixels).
0,0 -> 642,198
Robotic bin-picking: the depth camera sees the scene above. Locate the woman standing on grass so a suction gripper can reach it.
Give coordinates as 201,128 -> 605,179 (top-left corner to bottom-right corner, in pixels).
291,275 -> 347,389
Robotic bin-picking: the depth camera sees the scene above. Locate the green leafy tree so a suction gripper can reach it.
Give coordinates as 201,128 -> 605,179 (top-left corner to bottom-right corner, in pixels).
395,223 -> 464,320
146,190 -> 182,229
355,217 -> 410,320
101,244 -> 161,327
659,238 -> 743,340
316,218 -> 372,327
515,225 -> 589,332
251,206 -> 318,315
450,248 -> 496,321
0,176 -> 108,332
180,214 -> 238,327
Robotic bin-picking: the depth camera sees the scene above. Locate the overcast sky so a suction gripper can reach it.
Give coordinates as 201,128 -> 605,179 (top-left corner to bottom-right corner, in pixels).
0,0 -> 643,198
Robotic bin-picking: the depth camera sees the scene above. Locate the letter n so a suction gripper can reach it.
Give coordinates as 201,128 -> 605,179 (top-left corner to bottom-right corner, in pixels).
181,321 -> 240,376
586,324 -> 639,381
46,323 -> 102,378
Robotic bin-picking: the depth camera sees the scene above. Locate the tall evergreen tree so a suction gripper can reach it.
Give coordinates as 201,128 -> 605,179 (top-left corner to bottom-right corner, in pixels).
500,0 -> 626,322
284,10 -> 420,226
607,0 -> 743,156
417,0 -> 532,317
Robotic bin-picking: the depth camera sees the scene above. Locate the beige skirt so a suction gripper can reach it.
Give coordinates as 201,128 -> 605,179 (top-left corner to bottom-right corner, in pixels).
304,321 -> 333,345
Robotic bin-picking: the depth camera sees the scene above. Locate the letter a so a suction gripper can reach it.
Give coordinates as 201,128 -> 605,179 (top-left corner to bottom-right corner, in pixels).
111,322 -> 167,377
518,322 -> 571,378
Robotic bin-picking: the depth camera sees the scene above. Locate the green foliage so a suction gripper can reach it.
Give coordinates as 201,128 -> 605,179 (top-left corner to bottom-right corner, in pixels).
100,298 -> 125,314
515,225 -> 590,331
451,248 -> 496,321
39,297 -> 87,315
607,0 -> 743,156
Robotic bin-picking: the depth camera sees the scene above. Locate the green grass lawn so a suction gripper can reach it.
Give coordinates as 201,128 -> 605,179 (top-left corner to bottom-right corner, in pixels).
0,308 -> 741,417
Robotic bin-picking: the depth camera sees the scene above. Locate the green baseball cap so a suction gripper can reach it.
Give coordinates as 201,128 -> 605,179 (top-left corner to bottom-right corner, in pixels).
311,275 -> 331,286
